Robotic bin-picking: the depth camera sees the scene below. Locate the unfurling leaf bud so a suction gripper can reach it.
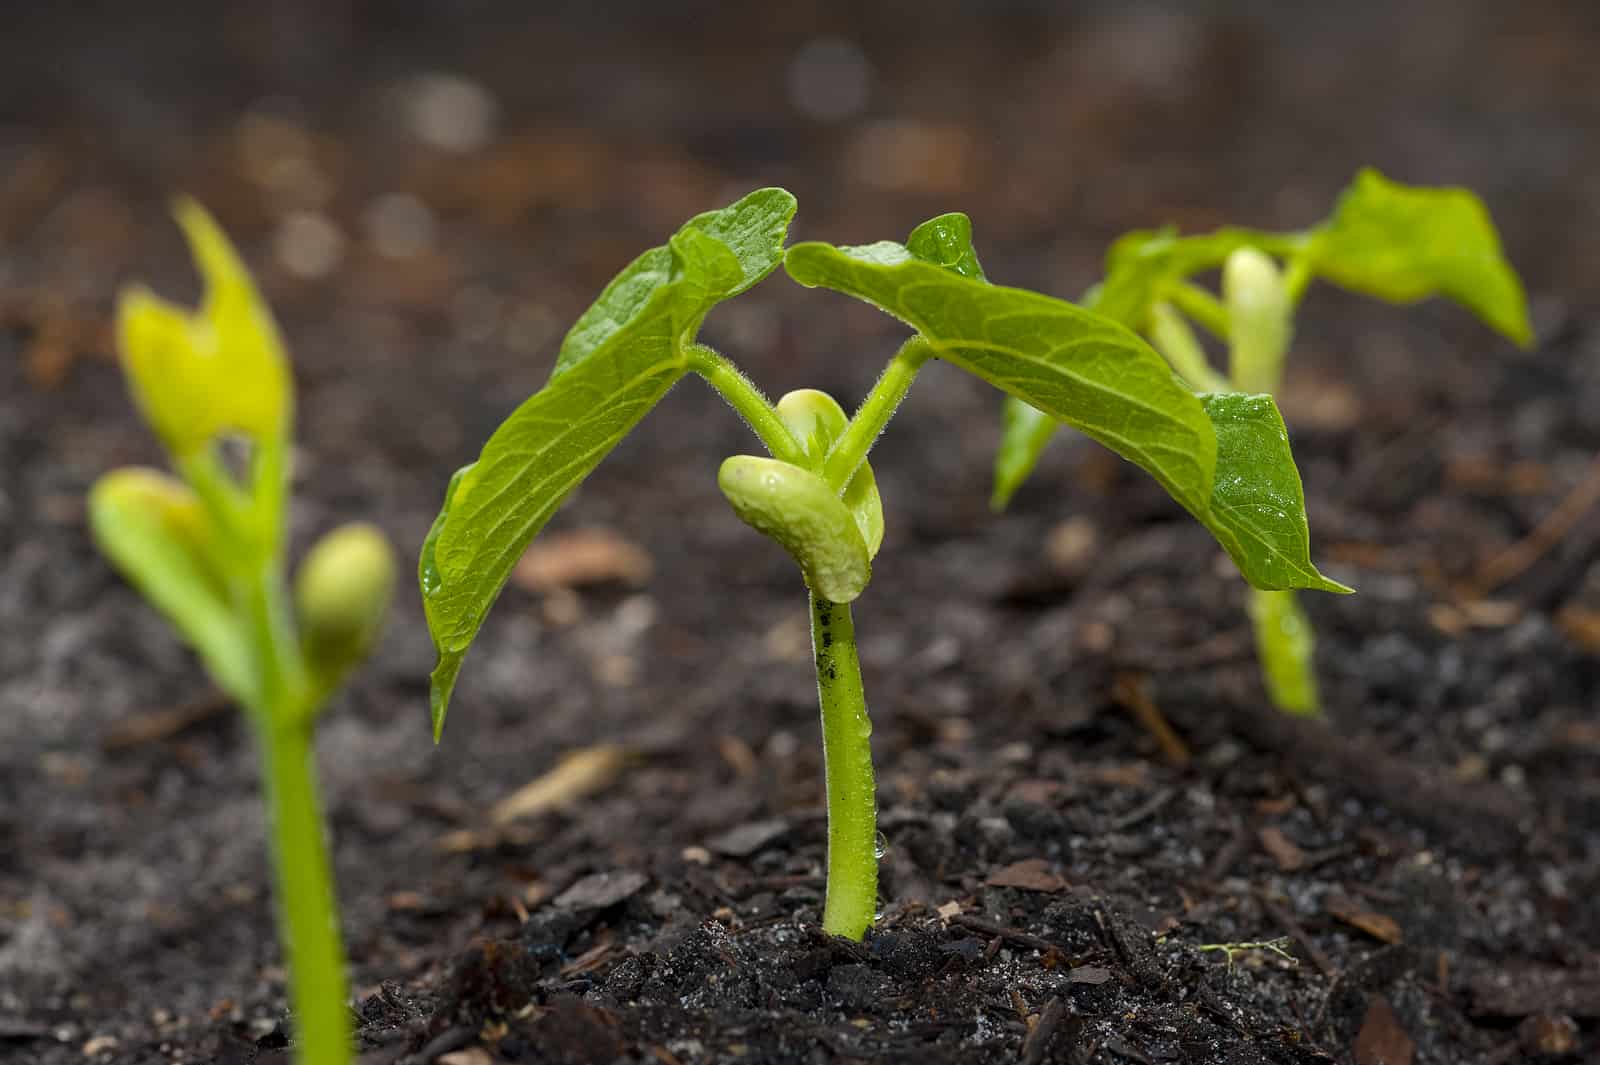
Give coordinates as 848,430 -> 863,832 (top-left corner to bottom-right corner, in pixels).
295,523 -> 396,674
718,456 -> 871,603
1223,247 -> 1292,395
116,200 -> 292,458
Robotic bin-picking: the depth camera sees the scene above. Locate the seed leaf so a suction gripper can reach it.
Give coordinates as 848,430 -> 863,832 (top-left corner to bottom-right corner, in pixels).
90,468 -> 256,707
1310,169 -> 1531,346
421,191 -> 797,738
718,456 -> 872,602
785,239 -> 1342,592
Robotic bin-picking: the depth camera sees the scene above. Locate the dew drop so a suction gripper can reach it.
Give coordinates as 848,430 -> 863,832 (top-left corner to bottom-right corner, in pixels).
874,831 -> 890,859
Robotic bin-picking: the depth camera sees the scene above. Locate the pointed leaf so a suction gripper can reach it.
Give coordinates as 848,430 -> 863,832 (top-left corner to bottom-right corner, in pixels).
785,240 -> 1217,523
422,191 -> 797,738
906,213 -> 987,281
990,396 -> 1057,511
1310,168 -> 1532,346
786,240 -> 1343,593
554,188 -> 797,376
90,468 -> 257,706
1200,393 -> 1350,594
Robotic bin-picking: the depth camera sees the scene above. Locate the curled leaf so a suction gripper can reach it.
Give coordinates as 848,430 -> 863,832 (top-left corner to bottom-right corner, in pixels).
89,468 -> 254,706
117,201 -> 291,457
718,456 -> 871,603
1223,248 -> 1292,394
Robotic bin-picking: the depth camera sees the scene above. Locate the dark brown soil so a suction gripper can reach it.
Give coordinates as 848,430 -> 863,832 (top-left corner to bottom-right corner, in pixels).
3,3 -> 1598,1063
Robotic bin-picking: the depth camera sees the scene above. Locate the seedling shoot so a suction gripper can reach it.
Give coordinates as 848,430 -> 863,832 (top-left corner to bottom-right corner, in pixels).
418,190 -> 1343,939
92,203 -> 395,1065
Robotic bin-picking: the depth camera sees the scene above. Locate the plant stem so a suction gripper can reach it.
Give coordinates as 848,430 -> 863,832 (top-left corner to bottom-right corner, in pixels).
259,716 -> 353,1065
1148,302 -> 1230,393
810,593 -> 877,940
822,338 -> 932,492
1246,586 -> 1320,716
1165,281 -> 1231,341
687,345 -> 807,466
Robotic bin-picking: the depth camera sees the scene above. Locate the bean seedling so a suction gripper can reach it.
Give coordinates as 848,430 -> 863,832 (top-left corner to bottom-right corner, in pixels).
92,203 -> 395,1065
991,169 -> 1530,715
419,189 -> 1346,940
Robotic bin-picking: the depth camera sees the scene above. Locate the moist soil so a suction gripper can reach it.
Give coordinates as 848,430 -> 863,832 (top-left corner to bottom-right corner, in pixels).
3,3 -> 1599,1063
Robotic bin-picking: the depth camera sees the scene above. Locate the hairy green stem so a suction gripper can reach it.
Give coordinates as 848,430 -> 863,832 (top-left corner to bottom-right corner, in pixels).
687,345 -> 807,466
822,338 -> 932,492
810,594 -> 877,940
259,716 -> 352,1065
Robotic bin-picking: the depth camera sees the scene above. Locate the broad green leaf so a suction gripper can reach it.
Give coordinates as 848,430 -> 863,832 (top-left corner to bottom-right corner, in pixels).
786,239 -> 1217,523
554,188 -> 797,376
786,239 -> 1345,593
422,192 -> 797,738
90,468 -> 256,706
1200,393 -> 1350,594
718,456 -> 871,603
1247,587 -> 1320,716
117,201 -> 292,458
1310,168 -> 1532,346
775,389 -> 884,557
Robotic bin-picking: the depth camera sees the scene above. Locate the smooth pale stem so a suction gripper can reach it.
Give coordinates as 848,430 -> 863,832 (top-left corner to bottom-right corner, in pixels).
822,338 -> 932,492
687,345 -> 807,466
1148,302 -> 1230,394
260,717 -> 353,1065
1165,281 -> 1231,342
1247,586 -> 1320,717
810,593 -> 877,940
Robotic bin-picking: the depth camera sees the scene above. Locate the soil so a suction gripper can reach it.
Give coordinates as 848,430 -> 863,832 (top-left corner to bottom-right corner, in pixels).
3,2 -> 1598,1063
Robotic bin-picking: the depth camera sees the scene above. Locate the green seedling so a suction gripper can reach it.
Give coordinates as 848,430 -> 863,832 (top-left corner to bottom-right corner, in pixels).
991,169 -> 1530,715
419,190 -> 1345,940
93,203 -> 395,1065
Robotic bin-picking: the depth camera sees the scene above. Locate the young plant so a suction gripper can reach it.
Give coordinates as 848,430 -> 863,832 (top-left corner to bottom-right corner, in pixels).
991,169 -> 1530,715
419,190 -> 1345,940
92,203 -> 395,1065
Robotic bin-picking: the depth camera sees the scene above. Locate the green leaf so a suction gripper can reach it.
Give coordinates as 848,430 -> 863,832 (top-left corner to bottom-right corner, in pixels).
786,239 -> 1217,522
1310,168 -> 1532,346
421,191 -> 796,738
786,239 -> 1345,593
718,456 -> 872,603
1200,393 -> 1350,594
1248,587 -> 1320,716
90,468 -> 256,706
990,396 -> 1057,511
554,188 -> 797,376
905,213 -> 987,281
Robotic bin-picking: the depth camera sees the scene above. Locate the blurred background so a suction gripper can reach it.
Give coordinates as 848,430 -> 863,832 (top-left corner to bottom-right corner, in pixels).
2,0 -> 1597,1059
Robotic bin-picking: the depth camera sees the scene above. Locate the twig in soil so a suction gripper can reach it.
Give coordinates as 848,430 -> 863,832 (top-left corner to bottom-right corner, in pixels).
99,690 -> 230,751
1111,673 -> 1191,768
1105,787 -> 1178,832
1468,451 -> 1600,597
1196,937 -> 1298,971
1019,996 -> 1067,1065
1254,890 -> 1335,978
948,914 -> 1060,955
489,745 -> 633,825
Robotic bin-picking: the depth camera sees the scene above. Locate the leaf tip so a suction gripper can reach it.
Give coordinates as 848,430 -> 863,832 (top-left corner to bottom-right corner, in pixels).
429,650 -> 464,744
